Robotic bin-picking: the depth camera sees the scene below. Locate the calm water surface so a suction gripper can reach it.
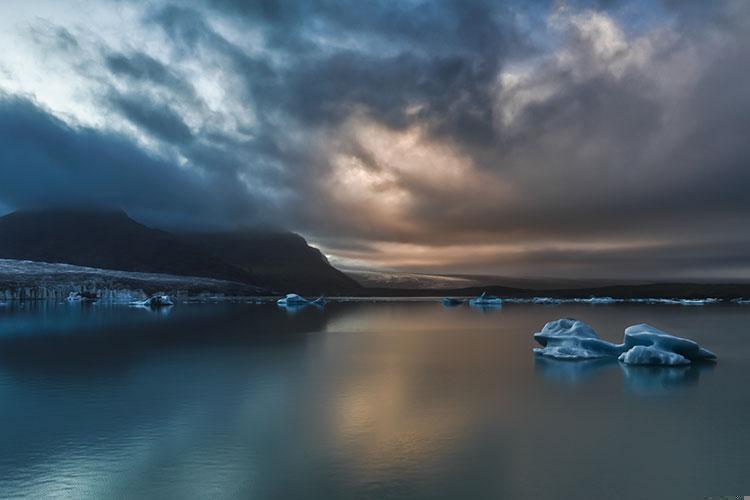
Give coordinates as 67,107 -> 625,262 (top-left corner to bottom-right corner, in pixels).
0,301 -> 748,499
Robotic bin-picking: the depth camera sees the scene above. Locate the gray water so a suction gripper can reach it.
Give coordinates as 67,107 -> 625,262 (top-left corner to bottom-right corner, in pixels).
0,301 -> 747,499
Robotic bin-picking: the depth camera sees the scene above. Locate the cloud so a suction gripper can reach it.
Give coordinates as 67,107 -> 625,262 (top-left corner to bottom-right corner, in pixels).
0,95 -> 257,228
108,91 -> 194,144
1,0 -> 749,278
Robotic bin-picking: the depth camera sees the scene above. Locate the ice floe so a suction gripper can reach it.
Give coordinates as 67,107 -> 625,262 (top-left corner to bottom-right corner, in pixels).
133,294 -> 174,308
532,319 -> 716,365
276,294 -> 309,306
469,292 -> 502,307
533,319 -> 625,360
276,293 -> 327,311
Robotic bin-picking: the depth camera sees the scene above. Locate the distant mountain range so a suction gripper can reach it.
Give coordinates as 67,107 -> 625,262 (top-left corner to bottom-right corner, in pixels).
0,208 -> 361,294
2,208 -> 750,300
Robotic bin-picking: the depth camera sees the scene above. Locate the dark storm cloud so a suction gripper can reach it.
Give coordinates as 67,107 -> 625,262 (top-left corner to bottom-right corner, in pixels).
104,51 -> 196,100
0,95 -> 257,227
469,239 -> 750,280
4,0 -> 750,278
108,91 -> 193,144
148,0 -> 528,137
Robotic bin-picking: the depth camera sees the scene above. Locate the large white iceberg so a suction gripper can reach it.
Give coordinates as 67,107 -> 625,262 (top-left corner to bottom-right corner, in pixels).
618,323 -> 716,364
533,319 -> 624,360
533,319 -> 716,366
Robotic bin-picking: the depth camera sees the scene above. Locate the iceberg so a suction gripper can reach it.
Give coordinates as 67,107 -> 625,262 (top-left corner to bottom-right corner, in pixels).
619,323 -> 716,364
133,294 -> 174,308
469,292 -> 502,307
533,319 -> 623,359
277,293 -> 328,309
532,297 -> 562,305
276,293 -> 309,306
575,296 -> 618,304
532,319 -> 716,366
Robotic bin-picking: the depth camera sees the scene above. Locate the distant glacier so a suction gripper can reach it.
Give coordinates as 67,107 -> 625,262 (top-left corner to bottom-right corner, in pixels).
0,259 -> 265,302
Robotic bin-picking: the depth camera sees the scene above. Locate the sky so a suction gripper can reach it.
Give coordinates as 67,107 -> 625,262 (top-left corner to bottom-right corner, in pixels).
0,0 -> 749,280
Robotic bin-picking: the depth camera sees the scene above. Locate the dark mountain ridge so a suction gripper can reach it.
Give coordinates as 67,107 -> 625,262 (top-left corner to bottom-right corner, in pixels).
177,230 -> 361,294
0,208 -> 360,294
0,208 -> 252,282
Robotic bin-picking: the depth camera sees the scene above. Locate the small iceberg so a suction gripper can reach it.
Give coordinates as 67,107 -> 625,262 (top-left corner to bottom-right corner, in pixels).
276,293 -> 309,306
576,296 -> 618,305
133,294 -> 174,308
277,293 -> 328,309
532,319 -> 716,366
469,292 -> 502,307
532,297 -> 562,305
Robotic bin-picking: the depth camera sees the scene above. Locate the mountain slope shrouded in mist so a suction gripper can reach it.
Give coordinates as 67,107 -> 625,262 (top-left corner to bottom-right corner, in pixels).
0,208 -> 253,282
178,231 -> 362,294
0,208 -> 360,294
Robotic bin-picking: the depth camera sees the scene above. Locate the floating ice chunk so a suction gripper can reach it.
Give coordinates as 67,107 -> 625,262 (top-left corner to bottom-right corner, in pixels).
533,318 -> 622,360
675,298 -> 719,306
618,345 -> 690,365
532,319 -> 717,365
277,293 -> 328,310
277,293 -> 309,306
532,297 -> 562,305
469,292 -> 502,307
576,297 -> 618,304
133,294 -> 174,308
620,323 -> 716,363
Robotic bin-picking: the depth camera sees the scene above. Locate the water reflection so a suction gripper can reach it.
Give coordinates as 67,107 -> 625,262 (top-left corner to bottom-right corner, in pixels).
534,356 -> 617,383
0,301 -> 745,498
130,303 -> 174,316
468,303 -> 503,313
620,363 -> 714,396
277,302 -> 325,315
534,354 -> 715,395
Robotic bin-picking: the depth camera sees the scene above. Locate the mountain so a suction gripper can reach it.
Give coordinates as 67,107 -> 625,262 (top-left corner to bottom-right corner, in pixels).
0,208 -> 361,294
178,230 -> 362,294
0,208 -> 253,283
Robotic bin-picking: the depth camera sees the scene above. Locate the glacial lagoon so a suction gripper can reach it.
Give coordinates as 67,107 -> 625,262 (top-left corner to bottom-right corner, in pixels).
0,301 -> 748,499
